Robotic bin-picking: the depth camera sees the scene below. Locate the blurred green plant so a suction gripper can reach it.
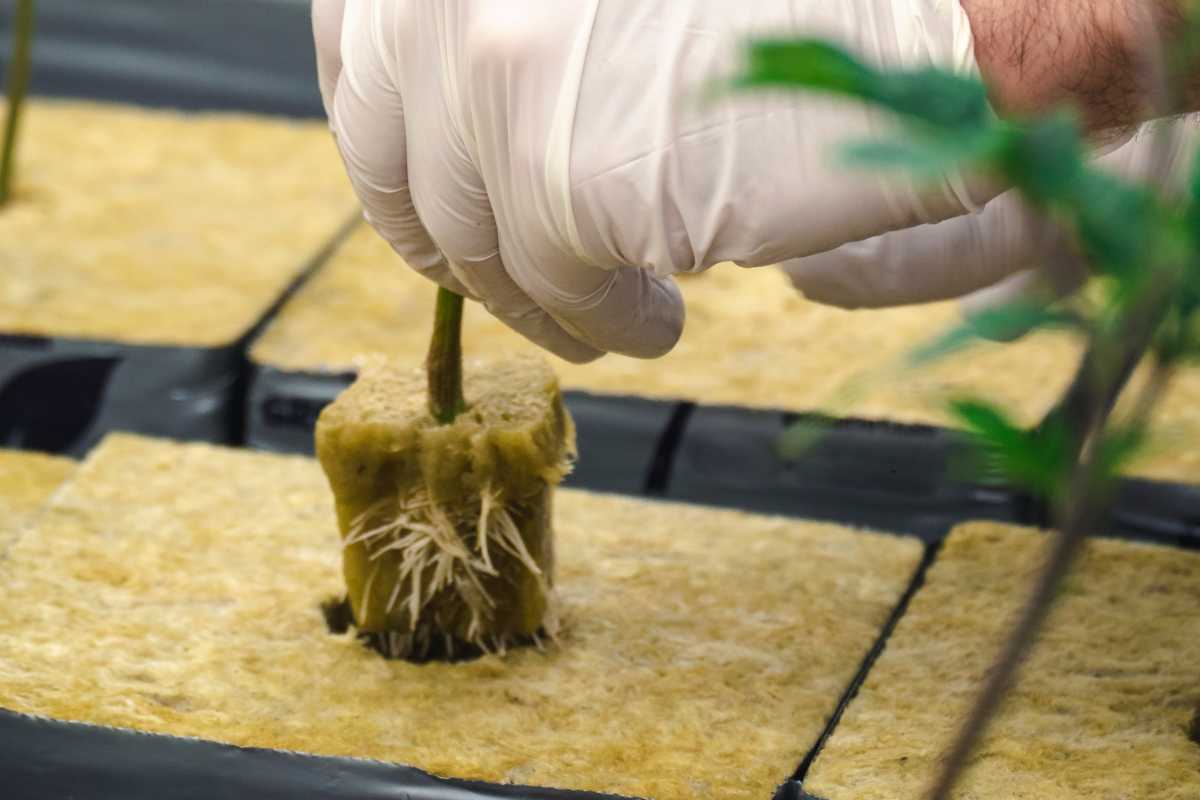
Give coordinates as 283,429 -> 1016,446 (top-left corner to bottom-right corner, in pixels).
1,0 -> 34,206
733,29 -> 1200,800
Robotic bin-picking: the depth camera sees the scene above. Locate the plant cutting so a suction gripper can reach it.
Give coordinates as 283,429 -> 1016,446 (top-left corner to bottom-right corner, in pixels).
315,288 -> 575,661
1,0 -> 34,206
732,9 -> 1200,799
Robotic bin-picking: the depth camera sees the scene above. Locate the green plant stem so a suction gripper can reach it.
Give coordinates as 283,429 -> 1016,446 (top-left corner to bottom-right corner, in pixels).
426,287 -> 466,425
0,0 -> 35,207
926,279 -> 1177,800
925,465 -> 1106,800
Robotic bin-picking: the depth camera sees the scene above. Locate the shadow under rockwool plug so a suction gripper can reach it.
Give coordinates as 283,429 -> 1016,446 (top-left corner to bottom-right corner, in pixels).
320,596 -> 552,665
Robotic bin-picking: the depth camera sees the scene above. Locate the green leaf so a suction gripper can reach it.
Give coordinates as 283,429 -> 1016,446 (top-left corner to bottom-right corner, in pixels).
1191,141 -> 1200,212
870,67 -> 992,131
776,415 -> 834,461
1185,141 -> 1200,262
993,114 -> 1087,204
735,39 -> 991,131
1067,170 -> 1160,283
948,398 -> 1070,495
734,39 -> 879,97
909,303 -> 1085,366
982,114 -> 1179,292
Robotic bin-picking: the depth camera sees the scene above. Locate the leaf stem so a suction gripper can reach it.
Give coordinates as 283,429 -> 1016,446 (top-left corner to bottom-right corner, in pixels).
1,0 -> 35,207
426,287 -> 466,425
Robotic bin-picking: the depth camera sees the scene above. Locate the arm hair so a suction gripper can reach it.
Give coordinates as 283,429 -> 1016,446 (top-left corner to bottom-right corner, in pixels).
961,0 -> 1195,130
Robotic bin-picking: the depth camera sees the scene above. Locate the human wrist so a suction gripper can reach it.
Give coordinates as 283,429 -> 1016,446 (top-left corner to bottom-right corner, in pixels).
959,0 -> 1190,129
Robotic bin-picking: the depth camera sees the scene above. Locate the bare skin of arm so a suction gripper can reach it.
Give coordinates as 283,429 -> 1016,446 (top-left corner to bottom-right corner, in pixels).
961,0 -> 1196,130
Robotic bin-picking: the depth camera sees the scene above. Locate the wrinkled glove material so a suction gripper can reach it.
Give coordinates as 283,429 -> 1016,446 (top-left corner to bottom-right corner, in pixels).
315,0 -> 988,361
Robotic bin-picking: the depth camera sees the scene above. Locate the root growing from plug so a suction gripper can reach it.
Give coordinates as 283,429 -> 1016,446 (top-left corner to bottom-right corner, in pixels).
344,481 -> 558,661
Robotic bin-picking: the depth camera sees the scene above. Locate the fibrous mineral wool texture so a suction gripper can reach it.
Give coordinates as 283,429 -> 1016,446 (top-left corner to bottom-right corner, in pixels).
0,99 -> 355,346
0,449 -> 74,552
805,522 -> 1200,800
249,224 -> 1200,483
0,434 -> 922,800
315,355 -> 574,658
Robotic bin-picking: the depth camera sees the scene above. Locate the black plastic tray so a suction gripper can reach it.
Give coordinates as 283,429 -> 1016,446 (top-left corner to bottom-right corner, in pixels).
0,710 -> 641,800
246,363 -> 684,497
666,404 -> 1200,548
1,333 -> 241,455
0,707 -> 809,800
247,367 -> 1200,546
2,0 -> 325,117
664,406 -> 1022,542
244,365 -> 354,455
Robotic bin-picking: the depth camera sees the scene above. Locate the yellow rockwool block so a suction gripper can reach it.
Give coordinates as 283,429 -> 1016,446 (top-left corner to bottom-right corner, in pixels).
316,355 -> 574,652
0,449 -> 74,551
0,434 -> 922,800
805,522 -> 1200,800
0,99 -> 356,347
249,225 -> 1200,483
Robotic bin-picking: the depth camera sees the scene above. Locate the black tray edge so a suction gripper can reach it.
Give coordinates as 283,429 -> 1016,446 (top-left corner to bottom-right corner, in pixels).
0,708 -> 647,800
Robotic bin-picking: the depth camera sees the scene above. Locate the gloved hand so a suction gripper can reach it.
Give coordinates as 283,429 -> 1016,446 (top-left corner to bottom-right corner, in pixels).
313,0 -> 993,363
782,117 -> 1199,320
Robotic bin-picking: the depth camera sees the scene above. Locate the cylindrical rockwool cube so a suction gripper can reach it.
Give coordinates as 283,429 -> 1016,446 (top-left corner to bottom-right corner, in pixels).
315,354 -> 574,659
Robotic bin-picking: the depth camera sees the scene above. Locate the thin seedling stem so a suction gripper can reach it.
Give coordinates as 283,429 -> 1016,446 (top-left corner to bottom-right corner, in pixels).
0,0 -> 35,207
427,287 -> 466,425
926,9 -> 1185,793
925,457 -> 1105,800
926,278 -> 1177,800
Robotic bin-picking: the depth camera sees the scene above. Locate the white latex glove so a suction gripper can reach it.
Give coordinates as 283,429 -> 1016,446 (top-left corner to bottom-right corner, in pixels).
314,0 -> 995,363
783,117 -> 1200,318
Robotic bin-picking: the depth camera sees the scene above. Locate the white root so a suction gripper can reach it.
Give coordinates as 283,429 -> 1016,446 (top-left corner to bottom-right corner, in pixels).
477,487 -> 496,571
344,481 -> 556,657
358,561 -> 381,628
